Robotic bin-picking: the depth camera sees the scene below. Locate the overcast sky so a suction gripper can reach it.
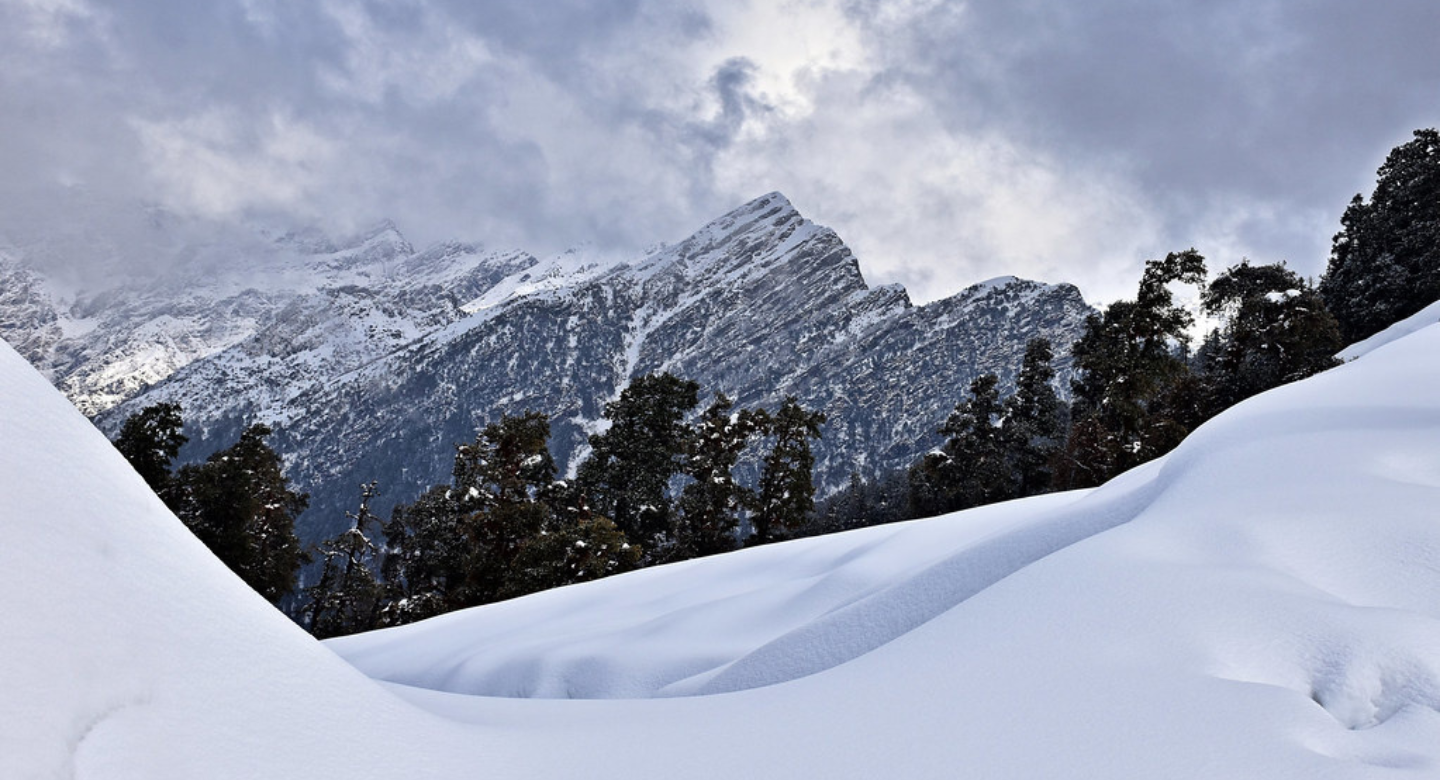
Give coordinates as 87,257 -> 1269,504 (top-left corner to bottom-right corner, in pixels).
3,0 -> 1438,304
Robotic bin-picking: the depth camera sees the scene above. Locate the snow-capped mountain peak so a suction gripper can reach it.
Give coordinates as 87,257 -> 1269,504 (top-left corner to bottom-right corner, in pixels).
1,194 -> 1094,542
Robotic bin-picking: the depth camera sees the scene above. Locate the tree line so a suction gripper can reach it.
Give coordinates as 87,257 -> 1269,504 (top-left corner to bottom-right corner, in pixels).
112,376 -> 825,638
111,127 -> 1440,637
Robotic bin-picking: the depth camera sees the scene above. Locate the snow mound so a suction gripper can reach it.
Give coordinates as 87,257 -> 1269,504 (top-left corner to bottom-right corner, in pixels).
329,313 -> 1440,774
0,339 -> 503,778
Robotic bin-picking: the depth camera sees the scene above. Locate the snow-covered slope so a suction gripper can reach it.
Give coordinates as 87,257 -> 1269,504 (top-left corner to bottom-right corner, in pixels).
329,313 -> 1440,773
9,287 -> 1440,777
0,338 -> 506,778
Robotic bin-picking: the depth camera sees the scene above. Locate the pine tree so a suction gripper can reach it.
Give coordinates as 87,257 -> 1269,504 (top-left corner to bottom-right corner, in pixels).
380,411 -> 648,624
382,412 -> 560,620
1201,260 -> 1343,413
379,484 -> 464,625
500,513 -> 641,600
173,423 -> 309,603
810,468 -> 912,536
751,396 -> 825,545
1002,338 -> 1065,496
576,373 -> 699,553
909,373 -> 1009,516
112,402 -> 188,504
304,481 -> 384,639
1059,249 -> 1206,488
1320,128 -> 1440,342
673,393 -> 765,559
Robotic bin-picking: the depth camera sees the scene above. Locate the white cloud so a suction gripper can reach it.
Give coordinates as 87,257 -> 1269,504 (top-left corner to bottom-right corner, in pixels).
1,0 -> 1435,305
712,69 -> 1161,305
317,0 -> 494,106
131,110 -> 337,220
2,0 -> 96,48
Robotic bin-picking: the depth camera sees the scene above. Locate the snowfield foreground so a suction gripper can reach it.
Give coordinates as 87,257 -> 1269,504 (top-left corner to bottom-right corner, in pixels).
7,307 -> 1440,777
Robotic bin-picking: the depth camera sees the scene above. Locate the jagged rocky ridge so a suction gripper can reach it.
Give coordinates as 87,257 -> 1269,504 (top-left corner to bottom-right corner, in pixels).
1,194 -> 1094,542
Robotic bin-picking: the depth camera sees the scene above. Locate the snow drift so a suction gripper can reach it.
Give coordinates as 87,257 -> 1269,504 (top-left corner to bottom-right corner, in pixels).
8,303 -> 1440,777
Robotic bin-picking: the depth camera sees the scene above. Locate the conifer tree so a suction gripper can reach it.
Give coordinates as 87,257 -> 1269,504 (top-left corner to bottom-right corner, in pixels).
1320,128 -> 1440,342
1059,249 -> 1206,488
577,373 -> 699,552
501,512 -> 641,600
674,393 -> 766,558
1002,338 -> 1065,496
909,373 -> 1009,516
304,481 -> 384,638
379,483 -> 464,624
751,396 -> 825,545
1201,261 -> 1343,413
382,412 -> 558,620
112,402 -> 188,504
173,423 -> 309,603
381,411 -> 645,624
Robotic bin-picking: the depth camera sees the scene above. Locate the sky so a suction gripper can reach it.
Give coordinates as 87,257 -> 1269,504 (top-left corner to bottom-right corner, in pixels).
2,0 -> 1438,305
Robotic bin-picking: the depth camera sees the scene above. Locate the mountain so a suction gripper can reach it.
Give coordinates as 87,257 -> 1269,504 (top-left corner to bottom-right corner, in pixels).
7,268 -> 1440,779
1,193 -> 1094,541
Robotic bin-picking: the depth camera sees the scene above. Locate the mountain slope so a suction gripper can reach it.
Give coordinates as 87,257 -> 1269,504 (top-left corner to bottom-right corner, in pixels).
5,193 -> 1093,541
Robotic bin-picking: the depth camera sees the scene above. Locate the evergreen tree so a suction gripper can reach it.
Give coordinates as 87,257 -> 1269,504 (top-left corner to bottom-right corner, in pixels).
909,373 -> 1009,517
1320,128 -> 1440,343
112,402 -> 187,504
378,483 -> 465,624
304,481 -> 384,639
381,411 -> 644,625
751,396 -> 825,545
1059,249 -> 1207,489
457,411 -> 558,601
577,373 -> 699,553
173,423 -> 309,603
1201,261 -> 1343,413
674,393 -> 766,559
501,513 -> 641,600
1002,338 -> 1065,496
810,468 -> 912,536
382,412 -> 558,620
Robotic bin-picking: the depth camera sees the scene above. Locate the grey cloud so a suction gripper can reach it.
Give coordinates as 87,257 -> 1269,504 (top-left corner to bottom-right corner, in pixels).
856,0 -> 1440,278
3,0 -> 1438,305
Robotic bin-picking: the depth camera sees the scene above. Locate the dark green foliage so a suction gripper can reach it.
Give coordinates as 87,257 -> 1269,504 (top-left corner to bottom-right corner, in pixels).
1003,338 -> 1065,496
378,483 -> 465,624
751,396 -> 826,545
577,373 -> 699,551
112,402 -> 187,502
1058,249 -> 1207,488
173,423 -> 309,603
381,411 -> 643,627
674,393 -> 766,559
1201,261 -> 1343,412
1321,128 -> 1440,343
382,412 -> 558,621
906,339 -> 1066,518
909,373 -> 1009,517
809,469 -> 911,535
501,513 -> 641,600
304,481 -> 384,639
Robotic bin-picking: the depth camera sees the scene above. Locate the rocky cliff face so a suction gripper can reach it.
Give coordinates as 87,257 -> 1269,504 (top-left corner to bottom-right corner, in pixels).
1,193 -> 1094,542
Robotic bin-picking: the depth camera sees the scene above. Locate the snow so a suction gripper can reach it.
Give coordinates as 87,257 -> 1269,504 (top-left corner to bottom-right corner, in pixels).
9,305 -> 1440,776
1338,297 -> 1440,361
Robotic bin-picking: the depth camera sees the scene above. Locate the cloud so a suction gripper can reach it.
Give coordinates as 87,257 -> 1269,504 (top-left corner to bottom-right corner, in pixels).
2,0 -> 1438,306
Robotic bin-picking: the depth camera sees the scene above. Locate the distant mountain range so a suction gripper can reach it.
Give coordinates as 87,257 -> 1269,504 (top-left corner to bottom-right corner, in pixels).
0,193 -> 1095,542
